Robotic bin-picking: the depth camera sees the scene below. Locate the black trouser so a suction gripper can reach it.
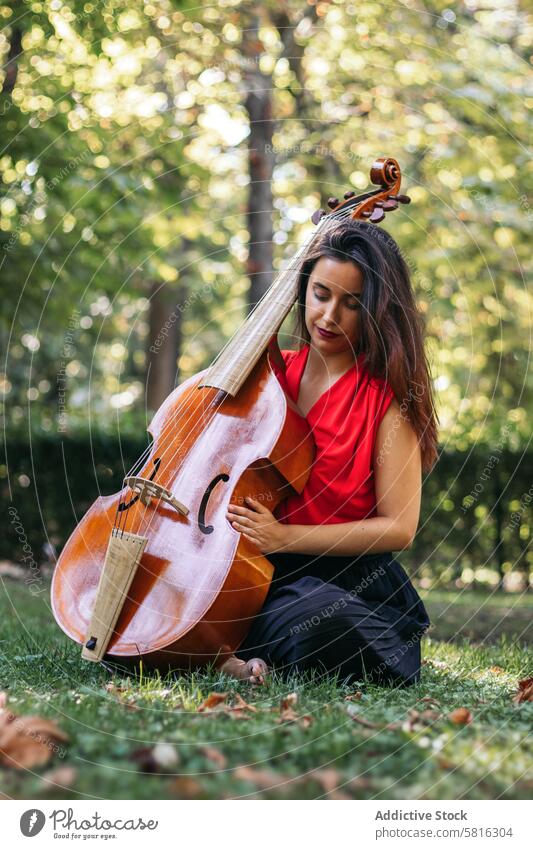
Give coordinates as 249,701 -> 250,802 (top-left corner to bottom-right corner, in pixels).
236,551 -> 430,687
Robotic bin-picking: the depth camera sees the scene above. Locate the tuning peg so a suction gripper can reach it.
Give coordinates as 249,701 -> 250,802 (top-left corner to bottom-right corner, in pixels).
343,190 -> 356,199
389,194 -> 411,205
311,209 -> 326,225
327,197 -> 339,209
369,207 -> 385,224
381,199 -> 399,211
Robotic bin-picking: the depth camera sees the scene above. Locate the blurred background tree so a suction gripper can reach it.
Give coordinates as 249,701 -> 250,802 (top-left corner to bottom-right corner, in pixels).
1,0 -> 531,589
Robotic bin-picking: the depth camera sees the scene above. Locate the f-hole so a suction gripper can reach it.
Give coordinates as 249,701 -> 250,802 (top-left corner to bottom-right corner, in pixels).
198,474 -> 229,535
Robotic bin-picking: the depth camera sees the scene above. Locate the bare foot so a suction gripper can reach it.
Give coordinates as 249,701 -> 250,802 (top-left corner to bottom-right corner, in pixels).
218,654 -> 269,685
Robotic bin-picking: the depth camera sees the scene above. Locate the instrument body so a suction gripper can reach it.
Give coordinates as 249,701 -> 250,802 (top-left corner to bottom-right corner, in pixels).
51,353 -> 313,669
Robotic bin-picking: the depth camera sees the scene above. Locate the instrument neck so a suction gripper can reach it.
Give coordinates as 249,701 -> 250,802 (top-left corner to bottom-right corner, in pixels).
199,220 -> 329,395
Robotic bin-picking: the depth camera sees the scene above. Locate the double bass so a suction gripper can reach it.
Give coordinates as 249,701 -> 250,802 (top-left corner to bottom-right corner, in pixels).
51,157 -> 410,671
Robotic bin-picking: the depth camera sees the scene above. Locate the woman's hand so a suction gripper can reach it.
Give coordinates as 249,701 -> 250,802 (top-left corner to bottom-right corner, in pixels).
226,496 -> 289,554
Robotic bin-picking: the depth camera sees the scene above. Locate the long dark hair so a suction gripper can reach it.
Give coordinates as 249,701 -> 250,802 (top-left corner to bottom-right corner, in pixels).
293,219 -> 439,471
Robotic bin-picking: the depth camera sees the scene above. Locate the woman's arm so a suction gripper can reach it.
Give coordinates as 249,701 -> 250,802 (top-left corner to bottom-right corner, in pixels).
226,399 -> 422,556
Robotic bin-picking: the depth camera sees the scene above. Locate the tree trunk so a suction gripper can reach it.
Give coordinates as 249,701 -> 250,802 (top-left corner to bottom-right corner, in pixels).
145,281 -> 185,411
243,16 -> 274,314
2,5 -> 22,97
493,468 -> 505,591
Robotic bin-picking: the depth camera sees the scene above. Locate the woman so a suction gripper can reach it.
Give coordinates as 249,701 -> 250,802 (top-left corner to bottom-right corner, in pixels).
220,220 -> 438,687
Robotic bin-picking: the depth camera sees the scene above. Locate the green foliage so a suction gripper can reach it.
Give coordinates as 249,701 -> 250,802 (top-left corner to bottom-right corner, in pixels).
2,432 -> 532,589
1,0 -> 531,448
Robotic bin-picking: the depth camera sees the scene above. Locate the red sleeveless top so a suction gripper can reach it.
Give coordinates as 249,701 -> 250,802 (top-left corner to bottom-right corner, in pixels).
272,345 -> 395,526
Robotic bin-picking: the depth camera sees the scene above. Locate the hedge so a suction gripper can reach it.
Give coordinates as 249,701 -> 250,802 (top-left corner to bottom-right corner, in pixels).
2,433 -> 531,590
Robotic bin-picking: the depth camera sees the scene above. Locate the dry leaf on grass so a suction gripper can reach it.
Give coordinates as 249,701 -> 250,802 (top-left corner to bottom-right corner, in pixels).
348,775 -> 374,792
196,692 -> 258,720
201,746 -> 227,769
234,766 -> 354,799
308,768 -> 351,800
279,692 -> 299,723
344,691 -> 363,702
513,677 -> 533,704
197,692 -> 229,712
277,692 -> 312,728
403,708 -> 441,732
103,683 -> 141,711
40,766 -> 77,789
448,707 -> 473,725
104,681 -> 128,695
168,777 -> 203,799
488,666 -> 505,675
228,693 -> 257,719
279,706 -> 299,723
0,703 -> 69,770
232,693 -> 258,712
234,765 -> 288,792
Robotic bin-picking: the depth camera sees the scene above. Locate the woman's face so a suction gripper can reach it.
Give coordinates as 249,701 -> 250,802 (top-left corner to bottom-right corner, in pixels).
304,256 -> 363,354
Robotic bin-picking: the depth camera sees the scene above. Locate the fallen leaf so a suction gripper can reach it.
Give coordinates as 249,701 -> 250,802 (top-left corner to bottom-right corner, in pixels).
0,704 -> 69,770
513,677 -> 533,704
403,707 -> 441,732
231,693 -> 258,713
104,682 -> 127,694
169,777 -> 203,799
279,692 -> 299,723
489,666 -> 505,675
197,692 -> 229,712
279,705 -> 298,723
418,696 -> 441,706
344,691 -> 363,702
234,765 -> 287,791
308,768 -> 350,800
227,709 -> 250,721
348,775 -> 374,792
40,766 -> 77,788
448,707 -> 473,725
418,709 -> 441,723
201,746 -> 227,768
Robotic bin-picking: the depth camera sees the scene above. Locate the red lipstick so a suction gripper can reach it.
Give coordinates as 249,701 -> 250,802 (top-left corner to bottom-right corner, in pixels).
316,326 -> 338,339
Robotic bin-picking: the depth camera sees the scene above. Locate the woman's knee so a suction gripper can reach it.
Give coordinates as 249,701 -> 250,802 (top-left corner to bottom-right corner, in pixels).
280,613 -> 365,670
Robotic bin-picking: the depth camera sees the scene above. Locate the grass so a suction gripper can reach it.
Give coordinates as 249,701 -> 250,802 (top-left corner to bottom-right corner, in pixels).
0,578 -> 531,800
420,588 -> 533,644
